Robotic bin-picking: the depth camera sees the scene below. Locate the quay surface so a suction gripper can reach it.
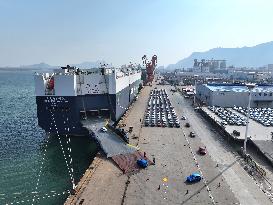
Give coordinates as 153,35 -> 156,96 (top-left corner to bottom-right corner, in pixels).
65,84 -> 273,205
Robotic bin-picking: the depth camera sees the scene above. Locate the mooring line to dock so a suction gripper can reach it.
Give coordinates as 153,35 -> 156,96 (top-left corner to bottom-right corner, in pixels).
5,190 -> 71,205
118,104 -> 128,111
50,111 -> 76,190
65,133 -> 74,186
182,129 -> 216,205
64,154 -> 103,205
31,131 -> 50,205
64,116 -> 76,189
3,115 -> 73,205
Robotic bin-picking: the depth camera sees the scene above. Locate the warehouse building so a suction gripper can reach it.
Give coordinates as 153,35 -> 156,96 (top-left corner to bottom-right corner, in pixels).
196,83 -> 273,107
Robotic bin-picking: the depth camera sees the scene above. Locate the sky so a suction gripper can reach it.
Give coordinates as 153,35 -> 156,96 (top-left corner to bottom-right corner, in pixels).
0,0 -> 273,67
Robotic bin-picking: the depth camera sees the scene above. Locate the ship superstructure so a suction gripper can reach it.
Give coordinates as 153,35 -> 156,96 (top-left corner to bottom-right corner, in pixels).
34,65 -> 142,135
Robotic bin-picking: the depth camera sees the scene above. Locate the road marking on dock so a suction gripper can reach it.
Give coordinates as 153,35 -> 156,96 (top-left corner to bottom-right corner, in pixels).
182,130 -> 216,205
127,144 -> 140,150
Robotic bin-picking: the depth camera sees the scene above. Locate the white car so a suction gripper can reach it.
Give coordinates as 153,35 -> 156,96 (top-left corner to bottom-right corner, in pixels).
100,127 -> 107,132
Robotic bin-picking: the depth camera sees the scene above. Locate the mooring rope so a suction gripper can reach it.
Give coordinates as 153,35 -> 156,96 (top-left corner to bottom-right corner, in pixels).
49,110 -> 76,189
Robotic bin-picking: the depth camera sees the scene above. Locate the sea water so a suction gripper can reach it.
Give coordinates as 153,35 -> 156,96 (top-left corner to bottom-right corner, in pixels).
0,70 -> 98,205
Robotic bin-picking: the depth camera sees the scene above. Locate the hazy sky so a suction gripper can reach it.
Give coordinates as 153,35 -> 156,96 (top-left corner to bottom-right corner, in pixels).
0,0 -> 273,67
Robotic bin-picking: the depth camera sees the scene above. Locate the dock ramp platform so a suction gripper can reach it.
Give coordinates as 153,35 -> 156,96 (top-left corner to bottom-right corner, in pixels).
81,117 -> 138,157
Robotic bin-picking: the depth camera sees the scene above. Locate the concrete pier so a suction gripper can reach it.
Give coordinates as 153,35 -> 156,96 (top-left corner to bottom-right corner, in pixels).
65,84 -> 273,205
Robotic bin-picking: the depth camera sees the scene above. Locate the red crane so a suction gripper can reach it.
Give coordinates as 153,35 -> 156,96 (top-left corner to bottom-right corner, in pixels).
142,55 -> 157,84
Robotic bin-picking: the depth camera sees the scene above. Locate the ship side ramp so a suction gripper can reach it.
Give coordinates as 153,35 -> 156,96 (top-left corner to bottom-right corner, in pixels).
81,117 -> 138,157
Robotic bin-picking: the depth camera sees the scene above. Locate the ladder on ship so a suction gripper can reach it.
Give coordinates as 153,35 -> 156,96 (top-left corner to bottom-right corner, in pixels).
101,64 -> 116,121
78,73 -> 87,120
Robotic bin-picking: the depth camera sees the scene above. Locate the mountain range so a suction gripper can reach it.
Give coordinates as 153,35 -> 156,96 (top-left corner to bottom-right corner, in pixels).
20,62 -> 57,69
0,61 -> 107,71
167,41 -> 273,70
2,41 -> 273,71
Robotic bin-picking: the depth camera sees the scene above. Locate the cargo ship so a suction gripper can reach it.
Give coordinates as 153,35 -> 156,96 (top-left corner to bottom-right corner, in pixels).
34,64 -> 142,135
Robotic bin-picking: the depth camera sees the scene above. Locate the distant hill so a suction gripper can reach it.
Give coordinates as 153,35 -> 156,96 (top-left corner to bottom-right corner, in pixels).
20,62 -> 56,69
19,60 -> 108,69
0,62 -> 58,71
168,41 -> 273,69
18,61 -> 107,69
0,61 -> 108,71
156,66 -> 165,71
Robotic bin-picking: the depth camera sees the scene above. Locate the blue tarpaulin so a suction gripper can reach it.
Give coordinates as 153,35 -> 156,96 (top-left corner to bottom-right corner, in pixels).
137,159 -> 148,168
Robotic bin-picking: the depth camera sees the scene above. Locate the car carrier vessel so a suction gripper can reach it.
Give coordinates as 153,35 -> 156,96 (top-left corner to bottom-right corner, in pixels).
34,64 -> 143,135
34,55 -> 157,135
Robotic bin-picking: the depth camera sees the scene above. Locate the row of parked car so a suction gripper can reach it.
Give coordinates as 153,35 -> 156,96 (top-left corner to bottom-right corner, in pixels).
144,89 -> 180,128
234,106 -> 273,127
208,106 -> 246,126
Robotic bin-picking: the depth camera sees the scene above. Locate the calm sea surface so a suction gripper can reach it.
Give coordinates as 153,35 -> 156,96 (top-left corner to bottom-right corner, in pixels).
0,70 -> 98,205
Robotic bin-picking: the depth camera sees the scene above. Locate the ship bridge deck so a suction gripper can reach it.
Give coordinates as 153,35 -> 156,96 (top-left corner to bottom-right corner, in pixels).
81,117 -> 137,157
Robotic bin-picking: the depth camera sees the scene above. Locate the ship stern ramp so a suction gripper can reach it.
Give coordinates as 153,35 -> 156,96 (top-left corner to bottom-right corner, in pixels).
81,117 -> 137,158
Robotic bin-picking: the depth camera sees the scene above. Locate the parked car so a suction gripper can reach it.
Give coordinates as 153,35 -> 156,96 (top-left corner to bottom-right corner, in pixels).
198,146 -> 207,155
100,127 -> 107,132
185,122 -> 190,127
115,128 -> 129,143
189,131 -> 196,138
181,116 -> 186,120
186,173 -> 202,183
233,130 -> 240,136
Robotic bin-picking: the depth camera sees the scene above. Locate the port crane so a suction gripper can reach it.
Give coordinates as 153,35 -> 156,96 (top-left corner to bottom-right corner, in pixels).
142,55 -> 157,84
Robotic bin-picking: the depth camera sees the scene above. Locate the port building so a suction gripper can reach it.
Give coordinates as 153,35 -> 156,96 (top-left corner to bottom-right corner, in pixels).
196,83 -> 273,108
